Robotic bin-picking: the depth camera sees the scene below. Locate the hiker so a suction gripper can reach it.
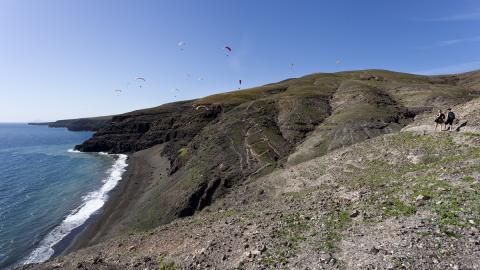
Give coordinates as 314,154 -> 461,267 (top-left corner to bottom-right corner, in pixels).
444,108 -> 456,131
434,109 -> 445,131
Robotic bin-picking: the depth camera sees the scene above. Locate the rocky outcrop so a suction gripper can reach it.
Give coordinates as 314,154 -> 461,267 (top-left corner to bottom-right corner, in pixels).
75,101 -> 221,155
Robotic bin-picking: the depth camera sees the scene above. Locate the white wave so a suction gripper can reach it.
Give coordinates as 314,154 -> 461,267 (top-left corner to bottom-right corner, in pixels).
22,154 -> 128,265
67,149 -> 81,153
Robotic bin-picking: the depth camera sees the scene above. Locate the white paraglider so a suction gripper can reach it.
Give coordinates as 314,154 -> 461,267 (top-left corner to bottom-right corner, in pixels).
178,41 -> 186,50
135,77 -> 146,88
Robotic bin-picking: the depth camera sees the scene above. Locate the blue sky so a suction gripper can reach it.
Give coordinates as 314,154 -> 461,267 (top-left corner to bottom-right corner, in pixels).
0,0 -> 479,122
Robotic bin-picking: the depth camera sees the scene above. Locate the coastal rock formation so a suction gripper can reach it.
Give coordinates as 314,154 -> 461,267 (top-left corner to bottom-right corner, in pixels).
23,69 -> 480,269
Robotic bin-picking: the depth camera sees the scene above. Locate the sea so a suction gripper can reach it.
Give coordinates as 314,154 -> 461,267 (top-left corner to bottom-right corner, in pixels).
0,123 -> 127,269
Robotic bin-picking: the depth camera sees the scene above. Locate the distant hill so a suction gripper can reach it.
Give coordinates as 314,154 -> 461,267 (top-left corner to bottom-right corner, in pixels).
28,116 -> 113,131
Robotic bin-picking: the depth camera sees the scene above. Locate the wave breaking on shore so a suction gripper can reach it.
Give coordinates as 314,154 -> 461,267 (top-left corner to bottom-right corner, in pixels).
21,153 -> 128,265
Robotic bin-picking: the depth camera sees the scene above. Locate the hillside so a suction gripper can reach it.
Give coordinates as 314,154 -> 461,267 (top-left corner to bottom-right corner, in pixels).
23,69 -> 480,269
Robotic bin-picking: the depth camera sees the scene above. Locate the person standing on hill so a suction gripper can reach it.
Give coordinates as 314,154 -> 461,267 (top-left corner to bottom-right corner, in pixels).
444,108 -> 456,131
434,109 -> 445,131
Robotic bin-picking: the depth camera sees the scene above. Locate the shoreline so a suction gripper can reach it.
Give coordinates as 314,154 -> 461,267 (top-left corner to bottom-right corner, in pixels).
17,152 -> 127,267
61,144 -> 168,255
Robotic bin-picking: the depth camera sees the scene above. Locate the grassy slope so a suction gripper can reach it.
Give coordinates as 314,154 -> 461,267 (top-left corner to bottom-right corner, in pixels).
72,70 -> 480,234
21,70 -> 480,269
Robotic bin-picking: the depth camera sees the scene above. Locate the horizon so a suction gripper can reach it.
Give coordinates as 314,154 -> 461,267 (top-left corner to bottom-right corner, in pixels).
1,0 -> 479,122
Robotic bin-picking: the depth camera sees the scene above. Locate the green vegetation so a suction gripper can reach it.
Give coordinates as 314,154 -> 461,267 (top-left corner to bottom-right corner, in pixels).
158,256 -> 177,270
462,176 -> 475,182
274,212 -> 312,248
382,198 -> 417,217
337,132 -> 480,233
316,209 -> 351,252
259,251 -> 289,270
178,147 -> 189,157
465,132 -> 480,137
194,85 -> 287,106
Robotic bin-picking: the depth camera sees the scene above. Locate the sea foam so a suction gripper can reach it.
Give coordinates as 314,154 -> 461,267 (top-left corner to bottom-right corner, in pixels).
22,153 -> 128,265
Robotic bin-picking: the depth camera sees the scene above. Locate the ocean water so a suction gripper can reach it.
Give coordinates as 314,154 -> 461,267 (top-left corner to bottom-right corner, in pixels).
0,124 -> 127,269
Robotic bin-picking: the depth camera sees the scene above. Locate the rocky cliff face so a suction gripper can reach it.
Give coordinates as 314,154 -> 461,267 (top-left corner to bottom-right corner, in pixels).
73,70 -> 480,230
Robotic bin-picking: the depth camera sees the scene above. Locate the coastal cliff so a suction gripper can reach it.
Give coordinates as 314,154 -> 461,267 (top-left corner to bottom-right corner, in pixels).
24,69 -> 480,269
73,70 -> 480,232
28,116 -> 113,132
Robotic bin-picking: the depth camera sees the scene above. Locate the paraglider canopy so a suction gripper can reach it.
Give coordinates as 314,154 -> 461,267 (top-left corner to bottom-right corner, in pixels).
135,77 -> 146,88
335,59 -> 341,65
178,41 -> 186,50
224,45 -> 232,56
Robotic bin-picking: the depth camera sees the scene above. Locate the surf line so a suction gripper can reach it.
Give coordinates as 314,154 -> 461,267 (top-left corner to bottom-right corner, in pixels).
22,152 -> 128,265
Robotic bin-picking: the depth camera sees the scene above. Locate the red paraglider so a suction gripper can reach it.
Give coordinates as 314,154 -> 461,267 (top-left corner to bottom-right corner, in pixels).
225,46 -> 232,56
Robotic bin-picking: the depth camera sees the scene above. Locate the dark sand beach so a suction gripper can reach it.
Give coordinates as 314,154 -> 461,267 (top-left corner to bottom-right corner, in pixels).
63,145 -> 169,253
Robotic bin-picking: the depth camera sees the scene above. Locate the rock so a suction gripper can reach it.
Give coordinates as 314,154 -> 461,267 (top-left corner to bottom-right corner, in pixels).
51,263 -> 64,268
369,246 -> 380,255
251,250 -> 262,256
92,256 -> 103,264
319,253 -> 332,263
350,209 -> 360,218
415,195 -> 431,202
128,245 -> 136,251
